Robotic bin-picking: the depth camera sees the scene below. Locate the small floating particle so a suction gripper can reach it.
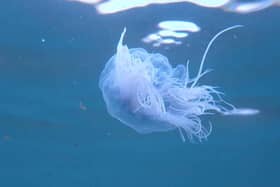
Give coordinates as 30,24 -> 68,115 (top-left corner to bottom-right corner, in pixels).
41,38 -> 46,43
80,101 -> 87,111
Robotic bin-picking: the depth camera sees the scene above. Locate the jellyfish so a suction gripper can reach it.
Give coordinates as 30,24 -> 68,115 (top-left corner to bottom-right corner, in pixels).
99,25 -> 243,142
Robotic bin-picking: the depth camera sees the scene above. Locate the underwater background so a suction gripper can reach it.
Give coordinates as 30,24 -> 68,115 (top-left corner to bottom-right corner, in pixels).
0,0 -> 279,186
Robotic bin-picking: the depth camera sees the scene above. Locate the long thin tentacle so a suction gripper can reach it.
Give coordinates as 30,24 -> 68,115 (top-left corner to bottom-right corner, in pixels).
191,25 -> 244,87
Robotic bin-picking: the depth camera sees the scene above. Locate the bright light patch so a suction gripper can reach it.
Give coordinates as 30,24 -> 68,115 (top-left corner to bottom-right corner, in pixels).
69,0 -> 279,14
161,38 -> 181,44
96,0 -> 230,14
142,33 -> 161,43
158,30 -> 188,38
188,0 -> 229,7
152,42 -> 161,47
68,0 -> 102,4
226,1 -> 273,13
158,21 -> 200,32
142,20 -> 199,48
223,108 -> 260,116
96,0 -> 147,14
142,32 -> 182,47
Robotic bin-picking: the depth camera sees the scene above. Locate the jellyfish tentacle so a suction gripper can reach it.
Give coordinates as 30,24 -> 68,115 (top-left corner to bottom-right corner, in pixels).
192,25 -> 244,88
177,127 -> 186,142
184,60 -> 190,87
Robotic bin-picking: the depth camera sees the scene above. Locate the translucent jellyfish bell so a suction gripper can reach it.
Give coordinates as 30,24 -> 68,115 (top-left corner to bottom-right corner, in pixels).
99,25 -> 243,142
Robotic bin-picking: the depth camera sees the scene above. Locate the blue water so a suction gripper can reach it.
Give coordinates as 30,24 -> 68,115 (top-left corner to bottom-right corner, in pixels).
0,1 -> 279,186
